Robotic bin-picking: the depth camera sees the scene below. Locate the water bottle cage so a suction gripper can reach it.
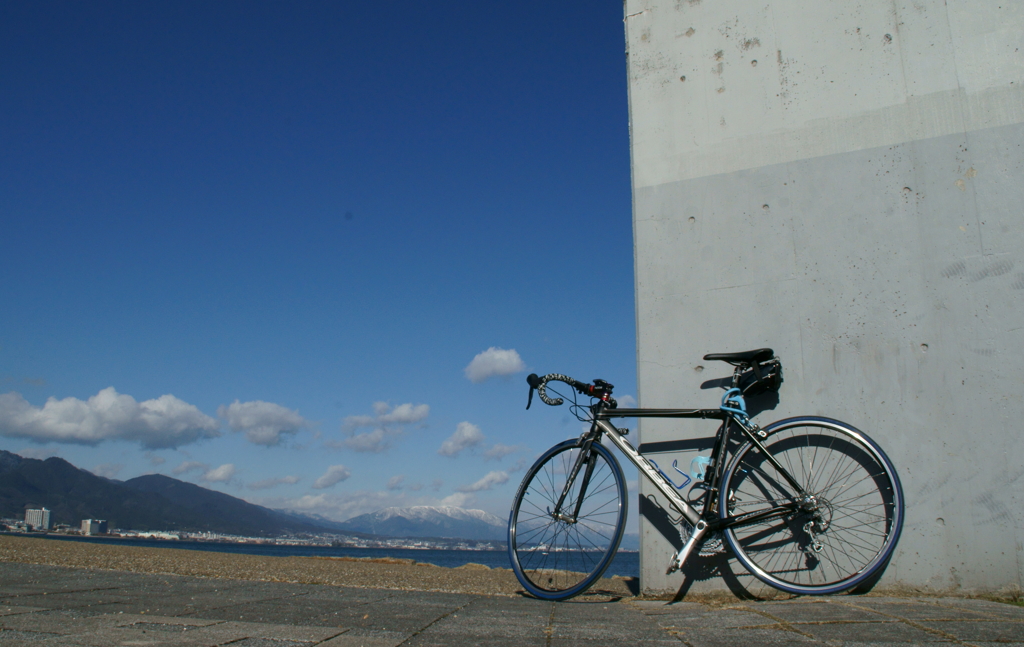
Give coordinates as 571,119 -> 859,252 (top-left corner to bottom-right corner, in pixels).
649,458 -> 692,490
650,456 -> 714,489
690,455 -> 713,481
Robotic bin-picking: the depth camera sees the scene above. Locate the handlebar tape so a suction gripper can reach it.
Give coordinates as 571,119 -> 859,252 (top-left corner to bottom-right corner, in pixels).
525,373 -> 590,407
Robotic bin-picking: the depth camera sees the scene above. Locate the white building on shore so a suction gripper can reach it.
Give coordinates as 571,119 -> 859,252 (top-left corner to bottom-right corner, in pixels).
25,508 -> 51,531
81,519 -> 107,535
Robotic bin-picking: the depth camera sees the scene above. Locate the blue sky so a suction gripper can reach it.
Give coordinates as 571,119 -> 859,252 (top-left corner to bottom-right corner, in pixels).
0,1 -> 638,526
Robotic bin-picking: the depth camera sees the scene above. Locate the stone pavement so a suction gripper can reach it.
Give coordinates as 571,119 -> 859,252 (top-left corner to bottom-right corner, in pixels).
0,563 -> 1022,646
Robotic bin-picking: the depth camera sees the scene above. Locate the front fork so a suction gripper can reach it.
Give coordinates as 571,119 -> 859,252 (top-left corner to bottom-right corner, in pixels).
550,437 -> 598,523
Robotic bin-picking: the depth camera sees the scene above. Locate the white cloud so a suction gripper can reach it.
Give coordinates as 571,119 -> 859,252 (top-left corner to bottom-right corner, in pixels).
386,475 -> 404,490
483,443 -> 519,461
255,488 -> 490,523
173,460 -> 207,475
15,446 -> 60,460
92,463 -> 123,479
313,464 -> 352,489
281,492 -> 381,521
341,415 -> 376,431
218,400 -> 308,446
438,421 -> 484,457
342,403 -> 429,431
439,492 -> 474,508
173,460 -> 235,484
247,475 -> 301,490
256,489 -> 419,522
202,463 -> 236,483
378,403 -> 429,424
457,470 -> 510,492
0,388 -> 220,449
618,394 -> 637,408
464,347 -> 526,383
335,402 -> 429,453
144,452 -> 166,466
337,428 -> 387,453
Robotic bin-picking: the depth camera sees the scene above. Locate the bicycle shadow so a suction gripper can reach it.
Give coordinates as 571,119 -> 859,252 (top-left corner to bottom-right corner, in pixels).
632,374 -> 784,599
636,370 -> 898,601
639,465 -> 896,601
639,494 -> 775,601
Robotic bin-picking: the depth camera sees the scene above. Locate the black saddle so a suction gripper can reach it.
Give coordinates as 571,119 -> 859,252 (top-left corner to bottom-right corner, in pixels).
703,348 -> 775,365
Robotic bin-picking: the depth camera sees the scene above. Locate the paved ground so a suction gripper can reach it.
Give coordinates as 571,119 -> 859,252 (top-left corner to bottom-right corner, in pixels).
0,563 -> 1021,646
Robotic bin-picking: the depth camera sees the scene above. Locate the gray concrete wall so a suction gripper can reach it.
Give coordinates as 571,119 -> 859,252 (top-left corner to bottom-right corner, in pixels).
624,0 -> 1024,595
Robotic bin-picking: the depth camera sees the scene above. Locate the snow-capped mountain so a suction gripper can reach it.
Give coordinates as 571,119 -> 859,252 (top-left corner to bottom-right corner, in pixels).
337,505 -> 507,540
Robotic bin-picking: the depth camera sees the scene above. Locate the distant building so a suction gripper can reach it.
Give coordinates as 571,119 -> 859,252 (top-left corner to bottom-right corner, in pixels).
81,519 -> 107,535
25,508 -> 51,531
135,531 -> 180,540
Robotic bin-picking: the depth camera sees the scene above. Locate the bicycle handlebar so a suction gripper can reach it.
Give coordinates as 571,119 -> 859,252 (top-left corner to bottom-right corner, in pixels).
526,373 -> 616,409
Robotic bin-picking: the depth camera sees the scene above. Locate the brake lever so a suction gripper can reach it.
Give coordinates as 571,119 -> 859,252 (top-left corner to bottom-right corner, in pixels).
526,373 -> 541,410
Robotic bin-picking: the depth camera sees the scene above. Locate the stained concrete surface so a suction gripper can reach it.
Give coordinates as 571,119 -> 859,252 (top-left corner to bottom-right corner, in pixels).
0,563 -> 1022,645
624,0 -> 1024,595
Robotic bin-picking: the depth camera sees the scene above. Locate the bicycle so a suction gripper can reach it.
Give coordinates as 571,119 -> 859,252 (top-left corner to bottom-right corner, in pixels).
507,348 -> 904,600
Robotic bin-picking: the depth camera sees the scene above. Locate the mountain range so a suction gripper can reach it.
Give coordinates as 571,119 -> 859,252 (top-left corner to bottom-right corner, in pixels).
336,506 -> 507,540
0,451 -> 343,537
0,451 -> 509,541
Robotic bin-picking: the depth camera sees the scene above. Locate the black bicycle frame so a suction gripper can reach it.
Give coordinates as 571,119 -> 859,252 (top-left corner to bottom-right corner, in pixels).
552,405 -> 806,536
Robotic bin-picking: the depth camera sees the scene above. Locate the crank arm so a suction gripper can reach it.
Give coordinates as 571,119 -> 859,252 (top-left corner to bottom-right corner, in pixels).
666,520 -> 709,574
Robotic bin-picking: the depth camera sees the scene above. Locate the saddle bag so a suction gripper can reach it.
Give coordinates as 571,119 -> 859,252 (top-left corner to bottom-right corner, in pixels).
739,357 -> 784,396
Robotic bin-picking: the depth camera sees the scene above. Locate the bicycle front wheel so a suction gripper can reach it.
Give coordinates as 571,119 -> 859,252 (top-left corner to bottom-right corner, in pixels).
721,417 -> 904,595
508,439 -> 627,600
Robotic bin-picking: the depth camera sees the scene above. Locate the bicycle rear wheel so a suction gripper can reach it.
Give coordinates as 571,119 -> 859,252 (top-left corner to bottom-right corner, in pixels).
721,417 -> 903,595
508,439 -> 627,600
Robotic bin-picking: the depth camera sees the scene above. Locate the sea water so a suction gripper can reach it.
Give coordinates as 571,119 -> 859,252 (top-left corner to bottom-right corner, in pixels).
26,534 -> 641,578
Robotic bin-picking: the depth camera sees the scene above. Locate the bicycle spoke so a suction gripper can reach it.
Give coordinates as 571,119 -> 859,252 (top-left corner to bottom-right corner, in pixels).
510,441 -> 626,600
723,422 -> 902,594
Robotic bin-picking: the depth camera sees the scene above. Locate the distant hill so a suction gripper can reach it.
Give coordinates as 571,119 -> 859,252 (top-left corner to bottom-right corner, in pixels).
0,451 -> 520,542
0,451 -> 342,537
122,474 -> 339,537
337,506 -> 507,540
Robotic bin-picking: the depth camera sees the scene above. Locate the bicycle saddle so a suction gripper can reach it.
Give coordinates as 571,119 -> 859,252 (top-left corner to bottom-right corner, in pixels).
703,348 -> 774,365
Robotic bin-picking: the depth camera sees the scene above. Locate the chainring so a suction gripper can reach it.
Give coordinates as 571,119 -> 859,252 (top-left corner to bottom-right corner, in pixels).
680,521 -> 726,556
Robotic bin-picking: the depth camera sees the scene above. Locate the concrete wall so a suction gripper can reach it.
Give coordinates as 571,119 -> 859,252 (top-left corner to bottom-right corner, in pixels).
624,0 -> 1024,595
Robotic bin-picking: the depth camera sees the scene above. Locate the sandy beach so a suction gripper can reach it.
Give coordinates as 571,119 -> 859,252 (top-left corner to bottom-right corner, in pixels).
0,534 -> 637,598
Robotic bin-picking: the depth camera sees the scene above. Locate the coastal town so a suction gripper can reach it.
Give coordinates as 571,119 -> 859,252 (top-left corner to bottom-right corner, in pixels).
2,507 -> 506,552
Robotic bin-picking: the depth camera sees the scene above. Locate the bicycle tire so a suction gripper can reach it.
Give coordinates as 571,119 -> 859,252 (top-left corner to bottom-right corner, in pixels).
720,416 -> 904,595
508,438 -> 627,600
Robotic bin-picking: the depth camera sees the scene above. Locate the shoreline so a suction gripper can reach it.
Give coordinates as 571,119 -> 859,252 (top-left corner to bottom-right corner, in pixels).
0,534 -> 1015,604
0,533 -> 637,598
1,530 -> 512,552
